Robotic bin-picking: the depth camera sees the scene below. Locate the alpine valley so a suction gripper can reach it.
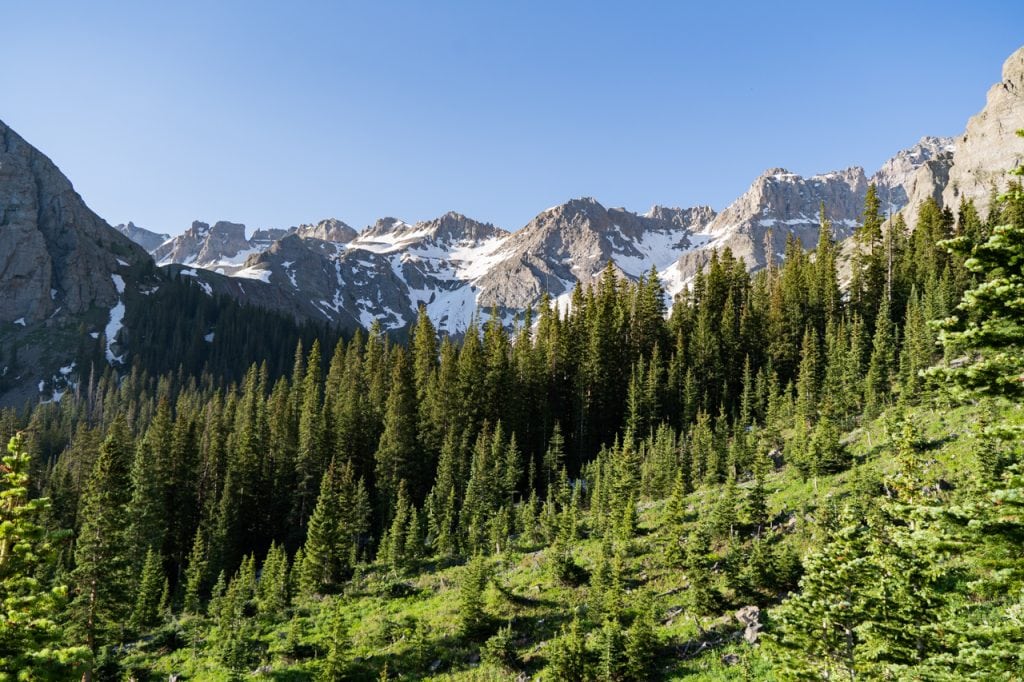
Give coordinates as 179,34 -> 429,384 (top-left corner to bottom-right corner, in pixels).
2,38 -> 1024,682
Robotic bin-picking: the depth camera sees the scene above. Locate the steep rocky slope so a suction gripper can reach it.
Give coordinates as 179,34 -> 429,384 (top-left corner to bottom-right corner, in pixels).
940,46 -> 1024,218
116,221 -> 170,251
0,119 -> 150,325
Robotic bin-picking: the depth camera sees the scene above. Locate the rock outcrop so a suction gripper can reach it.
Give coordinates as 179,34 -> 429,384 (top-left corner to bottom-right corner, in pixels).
0,119 -> 149,324
662,167 -> 870,294
116,221 -> 170,251
941,46 -> 1024,219
473,197 -> 699,311
295,218 -> 357,243
646,204 -> 717,232
871,136 -> 955,216
152,220 -> 252,270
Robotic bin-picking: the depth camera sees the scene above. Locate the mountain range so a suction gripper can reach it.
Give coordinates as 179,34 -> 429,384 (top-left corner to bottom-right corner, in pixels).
1,46 -> 1022,405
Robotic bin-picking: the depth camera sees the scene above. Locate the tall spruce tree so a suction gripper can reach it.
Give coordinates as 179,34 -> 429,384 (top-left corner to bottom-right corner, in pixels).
69,417 -> 134,669
0,434 -> 89,678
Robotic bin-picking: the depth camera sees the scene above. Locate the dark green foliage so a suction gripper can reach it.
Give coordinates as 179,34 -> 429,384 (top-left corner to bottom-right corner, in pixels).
68,417 -> 134,657
930,138 -> 1024,400
129,547 -> 164,632
13,156 -> 1024,678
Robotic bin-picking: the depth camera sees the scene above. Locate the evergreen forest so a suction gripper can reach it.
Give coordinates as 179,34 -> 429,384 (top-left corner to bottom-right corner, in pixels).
3,145 -> 1024,680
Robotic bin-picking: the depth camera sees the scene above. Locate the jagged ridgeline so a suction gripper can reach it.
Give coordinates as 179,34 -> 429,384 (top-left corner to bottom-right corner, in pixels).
6,171 -> 1024,679
1,45 -> 1023,682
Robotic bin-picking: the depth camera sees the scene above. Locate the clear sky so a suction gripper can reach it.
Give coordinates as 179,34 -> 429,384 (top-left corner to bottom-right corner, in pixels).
3,1 -> 1022,236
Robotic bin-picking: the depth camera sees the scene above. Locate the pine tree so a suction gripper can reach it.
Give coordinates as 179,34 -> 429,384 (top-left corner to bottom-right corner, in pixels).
295,340 -> 326,533
257,542 -> 290,620
684,524 -> 717,615
129,547 -> 164,632
69,417 -> 134,663
183,530 -> 208,614
543,422 -> 566,493
624,596 -> 659,682
864,294 -> 895,418
746,445 -> 771,531
319,600 -> 350,681
374,348 -> 419,508
597,618 -> 626,682
0,434 -> 89,678
930,138 -> 1024,400
458,554 -> 490,636
125,399 -> 171,568
300,460 -> 344,596
547,616 -> 588,682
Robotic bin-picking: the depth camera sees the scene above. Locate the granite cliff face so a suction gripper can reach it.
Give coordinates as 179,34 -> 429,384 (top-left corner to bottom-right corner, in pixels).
940,46 -> 1024,218
295,218 -> 358,244
871,136 -> 956,214
152,220 -> 253,271
0,119 -> 149,325
662,166 -> 871,293
471,198 -> 703,311
116,221 -> 170,251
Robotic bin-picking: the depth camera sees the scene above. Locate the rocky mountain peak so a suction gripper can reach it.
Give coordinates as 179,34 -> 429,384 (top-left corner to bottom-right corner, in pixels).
115,221 -> 170,251
871,136 -> 955,215
939,45 -> 1024,218
646,205 -> 717,232
152,219 -> 252,269
295,218 -> 357,243
418,211 -> 506,244
0,118 -> 148,325
363,217 -> 410,238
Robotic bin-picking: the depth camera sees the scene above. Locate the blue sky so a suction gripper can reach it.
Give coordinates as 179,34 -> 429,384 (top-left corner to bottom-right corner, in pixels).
3,1 -> 1022,236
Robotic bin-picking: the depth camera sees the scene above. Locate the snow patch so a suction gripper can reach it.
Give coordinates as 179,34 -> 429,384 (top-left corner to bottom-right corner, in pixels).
105,301 -> 126,364
13,318 -> 25,327
204,332 -> 215,343
234,265 -> 273,283
111,274 -> 125,295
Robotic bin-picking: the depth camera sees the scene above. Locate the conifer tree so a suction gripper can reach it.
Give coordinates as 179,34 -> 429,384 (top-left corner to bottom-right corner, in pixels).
458,554 -> 490,636
547,616 -> 588,682
183,530 -> 208,614
69,417 -> 134,662
864,294 -> 895,418
257,542 -> 290,619
597,618 -> 626,682
294,340 -> 326,532
300,460 -> 344,596
126,399 -> 171,568
543,422 -> 566,493
319,601 -> 350,681
129,548 -> 164,632
374,348 -> 419,508
624,596 -> 659,682
0,434 -> 89,678
931,140 -> 1024,400
746,445 -> 771,531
